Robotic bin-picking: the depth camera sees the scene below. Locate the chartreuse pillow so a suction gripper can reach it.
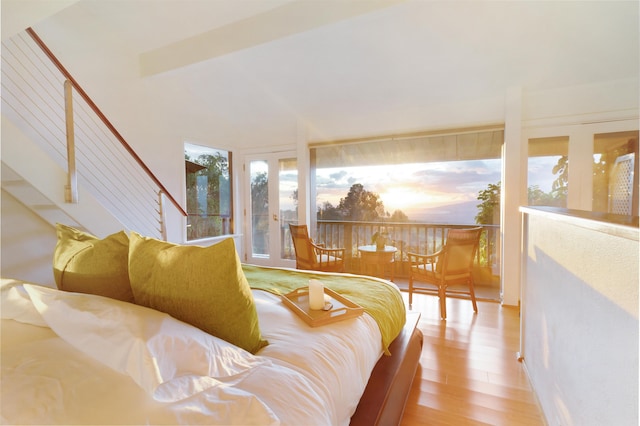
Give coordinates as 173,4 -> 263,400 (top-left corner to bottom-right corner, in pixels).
53,223 -> 133,302
128,233 -> 267,354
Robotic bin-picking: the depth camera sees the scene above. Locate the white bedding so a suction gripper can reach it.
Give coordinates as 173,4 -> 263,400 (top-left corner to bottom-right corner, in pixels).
0,278 -> 383,425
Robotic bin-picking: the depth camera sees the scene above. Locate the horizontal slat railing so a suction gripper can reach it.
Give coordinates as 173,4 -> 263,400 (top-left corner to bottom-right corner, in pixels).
1,29 -> 186,239
284,220 -> 500,284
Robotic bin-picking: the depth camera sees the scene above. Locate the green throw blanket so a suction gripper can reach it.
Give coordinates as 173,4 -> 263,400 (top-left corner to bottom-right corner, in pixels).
242,264 -> 406,355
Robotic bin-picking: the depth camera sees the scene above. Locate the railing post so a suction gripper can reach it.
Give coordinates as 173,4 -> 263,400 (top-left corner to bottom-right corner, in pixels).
344,222 -> 353,265
64,80 -> 78,203
158,190 -> 167,241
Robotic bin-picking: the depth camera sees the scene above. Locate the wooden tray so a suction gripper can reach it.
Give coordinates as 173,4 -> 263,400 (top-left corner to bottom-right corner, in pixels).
281,287 -> 364,327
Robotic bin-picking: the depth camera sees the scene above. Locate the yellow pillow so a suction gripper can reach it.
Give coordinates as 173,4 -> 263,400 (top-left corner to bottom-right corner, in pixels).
128,233 -> 267,354
53,223 -> 133,302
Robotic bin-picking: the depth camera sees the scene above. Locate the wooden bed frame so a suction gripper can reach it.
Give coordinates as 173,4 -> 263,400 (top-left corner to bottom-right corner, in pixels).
351,311 -> 423,425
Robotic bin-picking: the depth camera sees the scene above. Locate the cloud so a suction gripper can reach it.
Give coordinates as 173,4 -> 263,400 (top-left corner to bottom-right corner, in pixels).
329,170 -> 348,181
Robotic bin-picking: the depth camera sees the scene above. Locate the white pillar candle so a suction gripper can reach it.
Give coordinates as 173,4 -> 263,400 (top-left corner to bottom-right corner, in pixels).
308,279 -> 325,310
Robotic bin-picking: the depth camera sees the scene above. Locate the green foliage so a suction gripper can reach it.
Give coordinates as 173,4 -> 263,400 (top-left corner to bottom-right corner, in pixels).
250,171 -> 269,253
551,156 -> 569,201
338,183 -> 384,221
185,152 -> 229,215
475,182 -> 500,225
390,209 -> 409,222
318,183 -> 388,221
250,171 -> 268,216
476,156 -> 574,224
317,201 -> 342,220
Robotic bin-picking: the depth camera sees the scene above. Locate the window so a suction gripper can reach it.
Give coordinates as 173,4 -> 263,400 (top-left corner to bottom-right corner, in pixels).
311,128 -> 504,225
184,143 -> 233,240
593,131 -> 639,215
527,136 -> 569,208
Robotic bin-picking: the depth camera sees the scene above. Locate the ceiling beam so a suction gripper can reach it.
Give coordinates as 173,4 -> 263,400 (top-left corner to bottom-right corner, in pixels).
139,0 -> 405,77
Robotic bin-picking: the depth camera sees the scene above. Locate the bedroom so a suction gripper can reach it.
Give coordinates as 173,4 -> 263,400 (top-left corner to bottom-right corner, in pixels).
1,0 -> 639,425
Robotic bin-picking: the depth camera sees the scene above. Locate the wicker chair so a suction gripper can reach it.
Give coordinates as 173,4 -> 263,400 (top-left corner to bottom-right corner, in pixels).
289,224 -> 345,273
407,227 -> 482,320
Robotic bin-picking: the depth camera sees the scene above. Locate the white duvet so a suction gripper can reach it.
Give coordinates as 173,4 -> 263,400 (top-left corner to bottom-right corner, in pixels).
0,278 -> 383,425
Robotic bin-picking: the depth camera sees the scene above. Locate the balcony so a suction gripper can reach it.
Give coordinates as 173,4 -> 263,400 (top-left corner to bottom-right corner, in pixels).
283,220 -> 500,290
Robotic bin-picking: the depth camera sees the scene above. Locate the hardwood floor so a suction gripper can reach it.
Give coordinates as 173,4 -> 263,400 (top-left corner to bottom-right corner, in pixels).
399,291 -> 546,426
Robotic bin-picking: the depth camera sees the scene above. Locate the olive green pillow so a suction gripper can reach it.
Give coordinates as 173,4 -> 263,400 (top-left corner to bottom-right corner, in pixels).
53,223 -> 133,302
128,233 -> 267,354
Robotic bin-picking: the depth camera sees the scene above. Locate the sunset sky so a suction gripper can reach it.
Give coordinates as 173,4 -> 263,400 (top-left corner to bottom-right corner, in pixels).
314,156 -> 561,221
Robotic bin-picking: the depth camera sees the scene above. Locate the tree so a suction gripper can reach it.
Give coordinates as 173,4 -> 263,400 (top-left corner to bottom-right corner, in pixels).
317,201 -> 342,220
475,182 -> 500,225
336,183 -> 385,221
316,183 -> 390,222
250,171 -> 269,253
528,185 -> 556,206
251,171 -> 268,218
390,209 -> 409,222
185,152 -> 229,212
551,156 -> 569,202
185,152 -> 230,238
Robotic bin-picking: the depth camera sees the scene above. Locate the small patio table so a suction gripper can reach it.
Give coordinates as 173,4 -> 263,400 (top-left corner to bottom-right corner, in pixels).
358,245 -> 397,281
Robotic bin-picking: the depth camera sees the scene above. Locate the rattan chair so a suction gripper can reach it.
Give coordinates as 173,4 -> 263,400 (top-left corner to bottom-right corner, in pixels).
407,227 -> 482,320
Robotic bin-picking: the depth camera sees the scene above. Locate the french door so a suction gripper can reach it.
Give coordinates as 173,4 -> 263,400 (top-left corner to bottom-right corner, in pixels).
244,152 -> 297,268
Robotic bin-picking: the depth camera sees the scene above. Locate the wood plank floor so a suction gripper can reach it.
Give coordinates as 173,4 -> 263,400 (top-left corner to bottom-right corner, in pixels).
398,291 -> 546,426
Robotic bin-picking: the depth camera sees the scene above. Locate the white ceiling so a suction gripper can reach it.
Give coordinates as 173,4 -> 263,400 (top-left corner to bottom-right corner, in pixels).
3,0 -> 639,149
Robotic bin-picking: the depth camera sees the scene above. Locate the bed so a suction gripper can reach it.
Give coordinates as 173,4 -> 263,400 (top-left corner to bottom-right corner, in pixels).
1,226 -> 423,425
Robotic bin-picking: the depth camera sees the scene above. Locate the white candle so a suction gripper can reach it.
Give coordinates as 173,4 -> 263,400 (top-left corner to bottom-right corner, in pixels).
308,279 -> 325,310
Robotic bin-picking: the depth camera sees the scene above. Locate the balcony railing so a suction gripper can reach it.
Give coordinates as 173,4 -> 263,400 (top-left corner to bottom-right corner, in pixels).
186,213 -> 233,240
283,220 -> 500,286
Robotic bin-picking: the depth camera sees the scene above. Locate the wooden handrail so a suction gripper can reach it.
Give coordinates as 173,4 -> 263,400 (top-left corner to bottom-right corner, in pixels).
26,27 -> 187,217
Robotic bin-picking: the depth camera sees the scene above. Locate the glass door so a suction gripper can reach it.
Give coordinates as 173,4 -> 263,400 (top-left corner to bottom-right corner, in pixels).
245,153 -> 297,267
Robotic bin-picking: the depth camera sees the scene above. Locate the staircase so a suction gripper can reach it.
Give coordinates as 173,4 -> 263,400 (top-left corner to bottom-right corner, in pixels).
1,116 -> 123,236
1,30 -> 179,239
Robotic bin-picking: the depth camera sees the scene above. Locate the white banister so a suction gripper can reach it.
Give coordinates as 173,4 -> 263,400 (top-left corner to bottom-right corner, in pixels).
1,30 -> 170,238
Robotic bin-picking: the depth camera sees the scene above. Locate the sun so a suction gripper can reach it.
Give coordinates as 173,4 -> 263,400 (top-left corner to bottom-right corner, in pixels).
380,186 -> 422,213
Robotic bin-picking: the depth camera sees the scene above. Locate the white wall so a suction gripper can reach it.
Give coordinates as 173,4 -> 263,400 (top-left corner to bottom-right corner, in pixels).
521,207 -> 638,426
1,190 -> 57,287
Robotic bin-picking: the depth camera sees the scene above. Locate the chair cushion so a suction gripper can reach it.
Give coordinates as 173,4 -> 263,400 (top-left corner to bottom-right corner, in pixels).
412,263 -> 469,281
412,263 -> 436,275
128,233 -> 268,354
317,254 -> 342,263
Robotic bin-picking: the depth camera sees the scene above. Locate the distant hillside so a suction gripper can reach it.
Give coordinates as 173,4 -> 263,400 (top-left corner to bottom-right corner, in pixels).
401,200 -> 480,225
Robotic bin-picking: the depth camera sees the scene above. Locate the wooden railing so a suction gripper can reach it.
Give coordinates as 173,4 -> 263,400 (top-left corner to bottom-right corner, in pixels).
25,28 -> 186,218
283,220 -> 501,284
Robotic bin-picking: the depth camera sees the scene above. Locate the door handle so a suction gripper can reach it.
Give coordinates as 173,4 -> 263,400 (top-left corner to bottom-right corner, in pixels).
273,214 -> 278,221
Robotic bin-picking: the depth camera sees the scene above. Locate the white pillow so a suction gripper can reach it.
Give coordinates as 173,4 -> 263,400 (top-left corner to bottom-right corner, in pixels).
23,284 -> 269,402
